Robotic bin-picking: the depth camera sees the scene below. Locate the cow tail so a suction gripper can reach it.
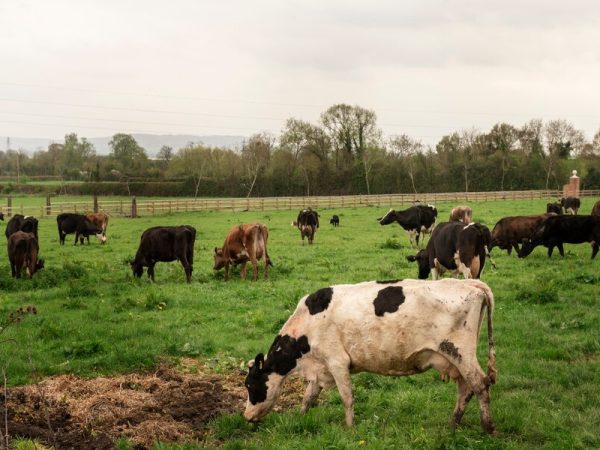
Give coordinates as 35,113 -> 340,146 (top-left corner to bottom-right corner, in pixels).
479,282 -> 497,385
261,224 -> 272,266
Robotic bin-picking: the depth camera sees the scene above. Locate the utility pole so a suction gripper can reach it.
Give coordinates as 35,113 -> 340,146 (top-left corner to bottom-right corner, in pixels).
16,150 -> 21,185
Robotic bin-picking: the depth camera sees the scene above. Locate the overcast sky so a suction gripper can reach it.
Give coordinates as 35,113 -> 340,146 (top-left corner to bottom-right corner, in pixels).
1,0 -> 599,147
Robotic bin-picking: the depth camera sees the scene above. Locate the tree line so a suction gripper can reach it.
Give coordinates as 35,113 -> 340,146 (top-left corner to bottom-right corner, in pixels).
2,104 -> 600,197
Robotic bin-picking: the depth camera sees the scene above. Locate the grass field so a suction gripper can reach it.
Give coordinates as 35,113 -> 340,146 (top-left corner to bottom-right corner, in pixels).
1,198 -> 599,449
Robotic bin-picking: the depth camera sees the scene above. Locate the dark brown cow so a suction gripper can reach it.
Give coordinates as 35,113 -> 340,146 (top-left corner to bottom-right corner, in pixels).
7,231 -> 44,278
546,202 -> 562,215
296,209 -> 319,244
449,206 -> 473,223
130,225 -> 196,282
591,200 -> 600,217
85,212 -> 109,244
489,213 -> 556,255
561,197 -> 581,215
214,223 -> 272,281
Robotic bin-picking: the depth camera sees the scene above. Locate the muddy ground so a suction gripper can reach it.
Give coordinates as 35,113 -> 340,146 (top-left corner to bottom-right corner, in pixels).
2,361 -> 305,449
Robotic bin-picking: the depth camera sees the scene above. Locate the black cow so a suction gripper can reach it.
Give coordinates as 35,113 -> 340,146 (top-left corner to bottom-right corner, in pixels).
518,215 -> 600,259
407,222 -> 492,279
296,208 -> 320,244
7,231 -> 44,278
546,202 -> 562,215
330,215 -> 340,227
560,197 -> 581,215
377,204 -> 437,247
56,213 -> 104,245
5,214 -> 39,240
130,225 -> 196,282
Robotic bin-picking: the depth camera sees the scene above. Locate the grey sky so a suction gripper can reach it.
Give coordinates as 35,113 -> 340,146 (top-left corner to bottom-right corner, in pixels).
1,0 -> 599,147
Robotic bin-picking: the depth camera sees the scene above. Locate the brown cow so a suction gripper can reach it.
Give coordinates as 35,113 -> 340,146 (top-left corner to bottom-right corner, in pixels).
449,206 -> 473,223
85,212 -> 109,244
591,200 -> 600,217
7,231 -> 44,278
214,223 -> 272,281
489,213 -> 556,255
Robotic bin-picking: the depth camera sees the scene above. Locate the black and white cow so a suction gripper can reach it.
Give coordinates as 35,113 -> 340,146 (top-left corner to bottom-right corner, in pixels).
407,222 -> 493,279
244,279 -> 497,434
5,214 -> 39,240
518,215 -> 600,259
56,213 -> 104,245
296,208 -> 320,244
377,204 -> 437,247
130,225 -> 196,282
560,197 -> 581,215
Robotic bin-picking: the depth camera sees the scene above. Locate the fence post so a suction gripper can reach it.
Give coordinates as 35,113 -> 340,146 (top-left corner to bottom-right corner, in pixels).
46,194 -> 52,215
131,197 -> 138,218
7,195 -> 12,217
93,194 -> 98,213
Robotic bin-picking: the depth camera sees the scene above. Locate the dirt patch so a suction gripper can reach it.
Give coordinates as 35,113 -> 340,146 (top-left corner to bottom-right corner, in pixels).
2,362 -> 306,449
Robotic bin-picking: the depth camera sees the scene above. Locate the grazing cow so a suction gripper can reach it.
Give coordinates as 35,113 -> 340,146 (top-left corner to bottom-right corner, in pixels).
296,208 -> 320,244
489,213 -> 556,255
5,214 -> 39,240
130,225 -> 196,282
56,213 -> 104,245
560,197 -> 581,215
243,279 -> 497,434
330,215 -> 340,227
407,222 -> 492,280
518,215 -> 600,259
377,204 -> 438,247
546,202 -> 562,215
85,212 -> 109,244
449,206 -> 473,223
214,223 -> 271,281
7,231 -> 44,278
591,200 -> 600,217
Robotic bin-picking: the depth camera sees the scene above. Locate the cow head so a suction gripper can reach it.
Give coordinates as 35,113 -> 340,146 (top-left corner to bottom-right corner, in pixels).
35,259 -> 45,272
406,250 -> 430,279
129,260 -> 144,278
518,228 -> 544,258
213,247 -> 227,270
243,353 -> 283,422
377,209 -> 396,225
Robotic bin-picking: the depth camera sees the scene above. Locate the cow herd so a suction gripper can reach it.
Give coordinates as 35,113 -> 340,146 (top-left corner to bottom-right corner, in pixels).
2,196 -> 600,434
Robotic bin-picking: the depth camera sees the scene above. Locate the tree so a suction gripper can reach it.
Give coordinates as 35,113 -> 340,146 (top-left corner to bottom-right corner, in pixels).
487,123 -> 518,190
320,104 -> 381,194
389,135 -> 423,193
543,120 -> 586,189
157,145 -> 174,163
168,144 -> 213,198
109,133 -> 147,176
241,133 -> 273,197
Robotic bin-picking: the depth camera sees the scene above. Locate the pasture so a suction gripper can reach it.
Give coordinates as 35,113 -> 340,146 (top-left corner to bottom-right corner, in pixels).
0,198 -> 599,449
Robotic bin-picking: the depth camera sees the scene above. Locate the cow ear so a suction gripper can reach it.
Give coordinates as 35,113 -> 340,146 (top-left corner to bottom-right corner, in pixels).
214,247 -> 219,254
255,353 -> 264,370
406,255 -> 417,262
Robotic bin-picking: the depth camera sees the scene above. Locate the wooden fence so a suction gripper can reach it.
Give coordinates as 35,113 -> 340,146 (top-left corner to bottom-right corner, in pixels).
1,190 -> 599,219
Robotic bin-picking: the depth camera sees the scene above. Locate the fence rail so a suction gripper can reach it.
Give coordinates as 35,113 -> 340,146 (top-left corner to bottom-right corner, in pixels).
1,190 -> 599,218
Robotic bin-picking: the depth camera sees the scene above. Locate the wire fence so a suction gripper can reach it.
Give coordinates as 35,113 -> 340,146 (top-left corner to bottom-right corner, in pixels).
1,190 -> 599,219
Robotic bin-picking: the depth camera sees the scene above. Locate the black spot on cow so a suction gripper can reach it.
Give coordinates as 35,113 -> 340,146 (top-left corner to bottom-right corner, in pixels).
373,286 -> 405,316
266,334 -> 311,376
305,287 -> 333,315
376,279 -> 401,284
439,339 -> 462,362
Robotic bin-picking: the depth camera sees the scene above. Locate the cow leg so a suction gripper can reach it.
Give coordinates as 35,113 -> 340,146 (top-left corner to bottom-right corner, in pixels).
147,264 -> 155,281
415,232 -> 421,247
557,242 -> 565,257
74,232 -> 79,245
547,244 -> 554,258
329,362 -> 354,426
475,384 -> 495,434
263,256 -> 270,279
224,262 -> 230,281
240,261 -> 247,280
451,377 -> 474,430
251,258 -> 259,281
300,380 -> 322,414
592,242 -> 599,259
454,358 -> 495,435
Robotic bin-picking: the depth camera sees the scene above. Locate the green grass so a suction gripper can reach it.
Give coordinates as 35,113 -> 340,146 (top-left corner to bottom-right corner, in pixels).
1,197 -> 599,449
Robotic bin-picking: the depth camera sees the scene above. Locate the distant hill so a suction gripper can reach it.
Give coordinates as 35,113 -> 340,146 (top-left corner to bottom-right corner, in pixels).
2,134 -> 246,157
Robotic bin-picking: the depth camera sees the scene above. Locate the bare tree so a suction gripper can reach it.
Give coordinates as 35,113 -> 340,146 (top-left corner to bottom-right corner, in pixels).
389,134 -> 423,194
242,133 -> 273,198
